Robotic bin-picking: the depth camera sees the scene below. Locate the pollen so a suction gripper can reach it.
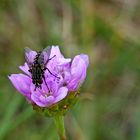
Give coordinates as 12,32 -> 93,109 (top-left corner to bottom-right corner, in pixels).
42,90 -> 48,98
42,89 -> 52,97
42,90 -> 46,94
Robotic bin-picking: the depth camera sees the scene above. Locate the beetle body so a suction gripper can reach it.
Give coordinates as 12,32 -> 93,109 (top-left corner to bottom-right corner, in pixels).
29,51 -> 45,90
25,47 -> 58,91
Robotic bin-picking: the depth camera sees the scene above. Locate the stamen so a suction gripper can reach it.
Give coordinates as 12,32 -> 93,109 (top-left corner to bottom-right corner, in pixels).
42,90 -> 46,94
42,89 -> 52,98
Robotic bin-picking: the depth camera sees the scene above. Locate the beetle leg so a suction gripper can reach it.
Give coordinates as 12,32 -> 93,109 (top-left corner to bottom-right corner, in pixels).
34,86 -> 37,91
44,55 -> 56,65
45,67 -> 60,79
43,75 -> 50,93
48,55 -> 56,61
28,69 -> 32,73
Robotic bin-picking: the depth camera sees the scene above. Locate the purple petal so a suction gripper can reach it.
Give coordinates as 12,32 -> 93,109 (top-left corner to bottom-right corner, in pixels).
31,86 -> 55,107
46,46 -> 71,75
64,71 -> 71,83
30,79 -> 59,107
80,54 -> 89,67
8,74 -> 32,101
57,58 -> 71,65
49,46 -> 63,58
68,55 -> 89,91
40,78 -> 58,94
19,63 -> 31,76
46,79 -> 58,94
54,87 -> 68,103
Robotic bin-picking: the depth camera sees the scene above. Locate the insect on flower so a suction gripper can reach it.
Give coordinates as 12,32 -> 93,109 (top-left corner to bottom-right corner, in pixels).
25,47 -> 59,91
9,46 -> 89,108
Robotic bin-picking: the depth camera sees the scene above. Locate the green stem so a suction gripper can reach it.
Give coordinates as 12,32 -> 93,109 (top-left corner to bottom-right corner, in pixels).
53,115 -> 66,140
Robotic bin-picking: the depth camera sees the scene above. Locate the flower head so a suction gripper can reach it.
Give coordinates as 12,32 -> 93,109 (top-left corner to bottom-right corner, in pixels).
9,46 -> 89,115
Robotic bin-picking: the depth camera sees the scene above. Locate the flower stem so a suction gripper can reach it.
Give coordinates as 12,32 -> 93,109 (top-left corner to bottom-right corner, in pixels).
53,115 -> 66,140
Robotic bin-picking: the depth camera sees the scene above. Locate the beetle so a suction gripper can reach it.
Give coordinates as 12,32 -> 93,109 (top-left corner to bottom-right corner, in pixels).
25,47 -> 58,91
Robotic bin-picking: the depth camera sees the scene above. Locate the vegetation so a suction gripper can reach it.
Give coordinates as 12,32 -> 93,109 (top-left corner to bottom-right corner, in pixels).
0,0 -> 140,139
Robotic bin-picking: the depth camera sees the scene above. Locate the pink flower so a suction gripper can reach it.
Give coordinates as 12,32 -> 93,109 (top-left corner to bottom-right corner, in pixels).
9,46 -> 89,108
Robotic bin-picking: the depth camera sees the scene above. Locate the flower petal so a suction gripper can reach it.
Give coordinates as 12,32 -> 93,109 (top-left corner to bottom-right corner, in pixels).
19,63 -> 31,76
49,46 -> 63,58
68,55 -> 89,91
31,87 -> 54,107
54,87 -> 68,103
80,54 -> 89,67
8,74 -> 32,101
57,58 -> 71,65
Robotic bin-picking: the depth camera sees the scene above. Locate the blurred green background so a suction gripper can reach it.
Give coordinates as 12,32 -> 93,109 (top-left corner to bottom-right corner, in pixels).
0,0 -> 140,140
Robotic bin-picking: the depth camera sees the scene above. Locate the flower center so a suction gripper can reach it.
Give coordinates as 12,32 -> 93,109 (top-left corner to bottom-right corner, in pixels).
42,89 -> 52,97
